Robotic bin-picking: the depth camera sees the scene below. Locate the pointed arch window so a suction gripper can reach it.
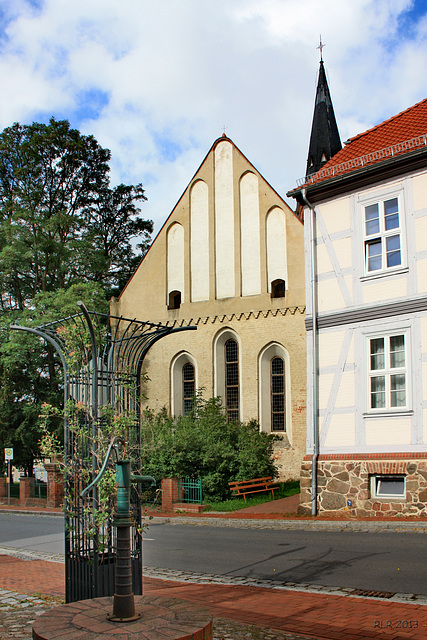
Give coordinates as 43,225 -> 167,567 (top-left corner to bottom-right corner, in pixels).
171,353 -> 197,417
259,343 -> 290,437
271,356 -> 285,431
182,362 -> 195,415
225,339 -> 239,422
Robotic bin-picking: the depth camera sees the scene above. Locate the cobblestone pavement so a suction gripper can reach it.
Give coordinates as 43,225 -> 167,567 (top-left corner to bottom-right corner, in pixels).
150,514 -> 427,533
0,589 -> 319,640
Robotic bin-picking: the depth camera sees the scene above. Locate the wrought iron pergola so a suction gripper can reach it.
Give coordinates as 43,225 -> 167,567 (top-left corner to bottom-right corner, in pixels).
12,302 -> 195,602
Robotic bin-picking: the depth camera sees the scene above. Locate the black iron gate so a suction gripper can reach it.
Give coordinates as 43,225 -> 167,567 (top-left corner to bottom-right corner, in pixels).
12,302 -> 195,602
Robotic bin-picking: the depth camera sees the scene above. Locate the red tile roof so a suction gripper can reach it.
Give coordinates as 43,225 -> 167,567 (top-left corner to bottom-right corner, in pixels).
301,98 -> 427,186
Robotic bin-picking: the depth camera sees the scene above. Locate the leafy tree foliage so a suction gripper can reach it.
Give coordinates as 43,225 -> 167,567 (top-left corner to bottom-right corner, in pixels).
0,118 -> 152,475
141,397 -> 279,501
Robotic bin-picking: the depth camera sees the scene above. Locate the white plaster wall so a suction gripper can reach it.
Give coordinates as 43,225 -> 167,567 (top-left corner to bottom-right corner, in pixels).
416,260 -> 427,295
423,408 -> 427,444
318,331 -> 346,368
365,418 -> 411,445
167,222 -> 185,299
324,414 -> 355,447
422,361 -> 427,395
317,278 -> 346,312
318,373 -> 334,411
240,172 -> 261,296
266,207 -> 287,292
334,371 -> 355,408
362,277 -> 407,304
317,197 -> 351,236
214,141 -> 235,298
412,173 -> 427,212
333,237 -> 353,270
316,243 -> 333,275
190,180 -> 209,302
414,217 -> 427,253
420,317 -> 427,352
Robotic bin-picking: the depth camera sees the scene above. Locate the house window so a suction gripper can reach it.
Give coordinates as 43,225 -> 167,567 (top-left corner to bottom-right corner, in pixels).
368,334 -> 407,410
371,475 -> 406,499
225,339 -> 239,422
271,279 -> 286,299
271,357 -> 285,431
182,362 -> 195,415
364,196 -> 402,273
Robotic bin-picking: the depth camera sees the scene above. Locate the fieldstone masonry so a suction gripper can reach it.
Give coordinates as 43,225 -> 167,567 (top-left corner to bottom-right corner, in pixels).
299,456 -> 427,517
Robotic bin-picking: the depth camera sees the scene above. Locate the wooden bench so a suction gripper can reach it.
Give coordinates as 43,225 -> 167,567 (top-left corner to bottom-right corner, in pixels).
228,477 -> 279,502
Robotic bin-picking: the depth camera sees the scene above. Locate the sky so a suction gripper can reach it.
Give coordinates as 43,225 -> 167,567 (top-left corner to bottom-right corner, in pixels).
0,0 -> 426,234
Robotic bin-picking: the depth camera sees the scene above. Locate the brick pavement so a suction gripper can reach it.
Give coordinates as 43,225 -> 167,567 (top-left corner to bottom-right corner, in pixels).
1,555 -> 427,640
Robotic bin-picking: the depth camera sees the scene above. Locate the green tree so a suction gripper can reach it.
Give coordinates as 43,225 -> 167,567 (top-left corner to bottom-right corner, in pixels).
0,118 -> 153,474
141,396 -> 279,500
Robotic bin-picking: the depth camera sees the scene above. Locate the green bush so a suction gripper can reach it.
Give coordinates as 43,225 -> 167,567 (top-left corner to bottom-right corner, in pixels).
140,396 -> 280,500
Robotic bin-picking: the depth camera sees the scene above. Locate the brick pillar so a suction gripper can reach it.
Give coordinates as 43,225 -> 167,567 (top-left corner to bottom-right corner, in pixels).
161,478 -> 181,511
0,477 -> 6,498
20,477 -> 34,504
45,463 -> 64,508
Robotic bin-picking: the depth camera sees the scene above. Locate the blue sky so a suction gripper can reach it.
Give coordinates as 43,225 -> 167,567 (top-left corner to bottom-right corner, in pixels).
0,0 -> 426,231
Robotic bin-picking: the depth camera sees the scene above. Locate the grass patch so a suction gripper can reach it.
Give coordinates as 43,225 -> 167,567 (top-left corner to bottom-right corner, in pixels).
204,480 -> 300,512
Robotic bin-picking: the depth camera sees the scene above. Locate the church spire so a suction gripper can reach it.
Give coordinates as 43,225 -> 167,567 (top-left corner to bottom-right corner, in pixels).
306,39 -> 342,177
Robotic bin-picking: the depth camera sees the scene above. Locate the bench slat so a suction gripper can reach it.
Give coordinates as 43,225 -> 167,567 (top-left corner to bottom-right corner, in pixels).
229,476 -> 279,502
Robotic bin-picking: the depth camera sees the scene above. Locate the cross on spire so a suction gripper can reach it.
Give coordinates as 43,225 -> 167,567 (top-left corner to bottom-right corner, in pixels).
317,36 -> 325,62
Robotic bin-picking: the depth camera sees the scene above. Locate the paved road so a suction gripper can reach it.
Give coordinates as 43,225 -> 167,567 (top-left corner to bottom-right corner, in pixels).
1,512 -> 426,595
144,522 -> 426,594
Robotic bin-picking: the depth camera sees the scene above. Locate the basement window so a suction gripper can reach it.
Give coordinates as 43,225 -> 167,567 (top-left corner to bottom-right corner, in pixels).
371,475 -> 405,499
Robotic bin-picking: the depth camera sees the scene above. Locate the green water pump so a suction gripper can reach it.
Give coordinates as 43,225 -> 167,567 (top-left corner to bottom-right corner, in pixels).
81,437 -> 155,621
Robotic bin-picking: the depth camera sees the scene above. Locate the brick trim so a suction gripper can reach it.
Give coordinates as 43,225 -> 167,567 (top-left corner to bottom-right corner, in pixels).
159,306 -> 306,328
303,452 -> 427,461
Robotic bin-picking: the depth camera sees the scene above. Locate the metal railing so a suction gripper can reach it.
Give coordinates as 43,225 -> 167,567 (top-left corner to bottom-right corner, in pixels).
296,133 -> 427,187
34,482 -> 47,499
9,483 -> 20,498
178,478 -> 202,504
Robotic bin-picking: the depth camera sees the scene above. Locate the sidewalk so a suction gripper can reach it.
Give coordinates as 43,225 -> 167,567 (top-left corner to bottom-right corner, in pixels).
0,554 -> 426,640
1,500 -> 427,639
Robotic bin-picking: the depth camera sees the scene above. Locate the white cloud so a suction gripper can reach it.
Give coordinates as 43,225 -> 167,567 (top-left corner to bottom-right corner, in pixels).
0,0 -> 425,229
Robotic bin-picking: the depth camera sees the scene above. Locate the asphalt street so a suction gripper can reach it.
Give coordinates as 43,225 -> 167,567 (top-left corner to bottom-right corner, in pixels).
0,513 -> 425,595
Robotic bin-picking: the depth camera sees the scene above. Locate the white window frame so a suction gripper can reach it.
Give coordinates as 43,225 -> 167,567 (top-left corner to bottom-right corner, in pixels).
366,330 -> 410,413
361,192 -> 406,277
370,475 -> 406,500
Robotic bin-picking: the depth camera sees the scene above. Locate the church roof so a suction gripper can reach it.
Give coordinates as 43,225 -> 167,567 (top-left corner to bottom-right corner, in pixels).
300,98 -> 427,188
305,59 -> 342,176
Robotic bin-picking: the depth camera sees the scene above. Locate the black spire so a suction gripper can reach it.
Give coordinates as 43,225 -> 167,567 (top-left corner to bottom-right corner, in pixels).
306,50 -> 342,177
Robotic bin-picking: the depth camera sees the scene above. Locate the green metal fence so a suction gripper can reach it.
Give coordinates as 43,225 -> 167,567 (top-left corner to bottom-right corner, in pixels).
34,482 -> 47,499
9,483 -> 20,498
178,478 -> 202,504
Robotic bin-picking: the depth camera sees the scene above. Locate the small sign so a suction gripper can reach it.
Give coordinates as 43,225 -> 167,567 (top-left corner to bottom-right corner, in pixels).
347,499 -> 352,507
4,448 -> 13,461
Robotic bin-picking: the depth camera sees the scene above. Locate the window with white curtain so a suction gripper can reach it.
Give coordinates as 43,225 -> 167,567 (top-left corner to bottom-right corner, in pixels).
368,333 -> 408,410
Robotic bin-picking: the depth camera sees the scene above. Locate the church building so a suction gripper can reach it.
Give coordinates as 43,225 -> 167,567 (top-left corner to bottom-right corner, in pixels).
112,134 -> 307,480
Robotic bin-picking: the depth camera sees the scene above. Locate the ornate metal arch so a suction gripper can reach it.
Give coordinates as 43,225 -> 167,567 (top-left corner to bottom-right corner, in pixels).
12,302 -> 196,602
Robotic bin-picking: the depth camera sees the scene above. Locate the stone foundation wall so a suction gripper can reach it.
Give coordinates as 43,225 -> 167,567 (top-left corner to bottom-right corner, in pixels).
299,456 -> 427,517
